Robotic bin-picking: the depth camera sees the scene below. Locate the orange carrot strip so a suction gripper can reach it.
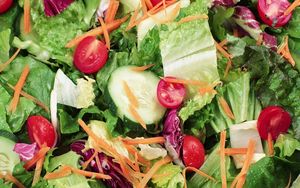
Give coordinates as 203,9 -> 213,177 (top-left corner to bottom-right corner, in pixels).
24,0 -> 31,33
23,146 -> 50,170
220,131 -> 227,188
44,166 -> 72,180
131,64 -> 155,72
123,144 -> 150,167
122,137 -> 165,145
0,173 -> 25,188
163,77 -> 208,86
8,64 -> 30,113
140,0 -> 148,14
129,105 -> 147,130
219,39 -> 228,48
0,48 -> 21,73
230,139 -> 256,188
233,29 -> 238,37
284,0 -> 300,15
145,0 -> 154,9
199,86 -> 217,95
219,96 -> 235,120
277,36 -> 296,66
77,119 -> 132,182
147,3 -> 180,24
32,156 -> 45,186
123,81 -> 139,108
98,17 -> 110,49
82,151 -> 98,170
215,41 -> 233,59
183,167 -> 217,188
126,6 -> 140,31
138,156 -> 172,188
256,34 -> 263,46
66,16 -> 129,48
66,165 -> 111,179
224,148 -> 248,155
177,14 -> 208,24
105,0 -> 120,23
267,133 -> 274,156
224,60 -> 232,78
7,83 -> 49,112
148,1 -> 164,14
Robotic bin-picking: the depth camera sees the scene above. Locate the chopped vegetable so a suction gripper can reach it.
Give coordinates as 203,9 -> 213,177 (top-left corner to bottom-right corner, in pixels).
0,48 -> 20,73
220,131 -> 227,188
182,167 -> 216,188
23,0 -> 31,33
121,137 -> 165,145
218,96 -> 235,120
98,17 -> 110,50
123,81 -> 139,108
267,133 -> 274,156
23,146 -> 50,170
104,0 -> 119,23
0,173 -> 25,188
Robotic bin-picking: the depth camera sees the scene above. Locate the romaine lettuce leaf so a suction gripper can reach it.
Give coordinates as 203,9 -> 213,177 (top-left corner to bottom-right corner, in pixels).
151,163 -> 184,188
0,29 -> 11,64
274,134 -> 300,158
47,151 -> 80,172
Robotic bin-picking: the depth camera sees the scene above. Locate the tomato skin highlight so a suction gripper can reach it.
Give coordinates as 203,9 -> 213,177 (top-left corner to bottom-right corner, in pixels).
73,36 -> 108,74
257,0 -> 292,27
27,116 -> 57,148
257,106 -> 291,140
0,0 -> 13,14
150,0 -> 162,6
182,135 -> 205,169
157,77 -> 186,109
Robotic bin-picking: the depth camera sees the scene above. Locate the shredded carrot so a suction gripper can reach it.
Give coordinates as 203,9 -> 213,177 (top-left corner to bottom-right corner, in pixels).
163,77 -> 208,86
66,16 -> 129,48
215,41 -> 233,59
24,0 -> 31,33
123,81 -> 139,108
82,151 -> 98,170
105,0 -> 120,23
145,0 -> 154,9
129,105 -> 147,130
183,167 -> 217,188
233,29 -> 238,37
224,60 -> 232,78
177,14 -> 208,24
147,3 -> 180,24
219,39 -> 228,48
32,156 -> 45,186
131,64 -> 154,72
0,173 -> 25,188
219,96 -> 235,120
285,173 -> 292,188
284,0 -> 300,15
66,165 -> 111,179
256,34 -> 263,46
224,148 -> 248,155
220,131 -> 227,188
126,6 -> 140,31
140,0 -> 148,14
8,64 -> 30,113
148,1 -> 164,14
23,146 -> 50,170
7,83 -> 49,112
230,139 -> 256,188
44,166 -> 72,180
123,144 -> 150,168
122,137 -> 165,145
152,172 -> 171,180
138,156 -> 172,188
77,119 -> 133,182
267,133 -> 274,156
98,17 -> 110,50
0,48 -> 21,73
277,36 -> 296,66
199,86 -> 217,95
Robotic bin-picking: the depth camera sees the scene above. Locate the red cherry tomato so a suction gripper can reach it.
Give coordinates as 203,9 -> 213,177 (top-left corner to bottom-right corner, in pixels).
257,106 -> 291,140
27,116 -> 57,148
257,0 -> 292,27
150,0 -> 162,6
0,0 -> 13,14
157,77 -> 186,109
182,135 -> 205,169
73,36 -> 108,74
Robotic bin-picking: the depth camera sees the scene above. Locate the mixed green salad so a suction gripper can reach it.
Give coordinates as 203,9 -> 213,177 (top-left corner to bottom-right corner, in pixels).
1,0 -> 300,187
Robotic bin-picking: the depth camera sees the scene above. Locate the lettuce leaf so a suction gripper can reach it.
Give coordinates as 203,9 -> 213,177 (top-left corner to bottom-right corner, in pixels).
274,134 -> 300,158
0,29 -> 11,64
151,163 -> 184,188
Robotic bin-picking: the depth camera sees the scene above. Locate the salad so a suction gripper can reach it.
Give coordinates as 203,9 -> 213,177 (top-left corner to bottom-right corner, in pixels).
0,0 -> 300,187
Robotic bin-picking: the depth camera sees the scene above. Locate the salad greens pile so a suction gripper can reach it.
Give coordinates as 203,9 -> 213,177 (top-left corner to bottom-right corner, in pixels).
0,0 -> 300,187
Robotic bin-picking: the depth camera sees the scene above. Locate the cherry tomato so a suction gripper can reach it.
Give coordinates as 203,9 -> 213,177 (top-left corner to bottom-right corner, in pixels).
73,36 -> 108,74
27,116 -> 57,148
257,106 -> 291,140
257,0 -> 292,27
150,0 -> 162,6
182,135 -> 205,169
0,0 -> 13,14
157,77 -> 186,109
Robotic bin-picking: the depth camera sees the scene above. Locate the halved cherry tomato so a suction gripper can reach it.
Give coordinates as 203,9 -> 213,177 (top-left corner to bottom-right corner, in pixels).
157,77 -> 186,109
150,0 -> 162,6
257,0 -> 292,27
182,135 -> 205,169
0,0 -> 13,14
257,106 -> 291,140
73,36 -> 108,74
27,116 -> 57,148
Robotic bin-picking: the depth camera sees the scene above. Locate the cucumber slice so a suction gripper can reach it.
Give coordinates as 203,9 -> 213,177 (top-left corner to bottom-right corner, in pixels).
107,66 -> 166,126
0,135 -> 20,174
